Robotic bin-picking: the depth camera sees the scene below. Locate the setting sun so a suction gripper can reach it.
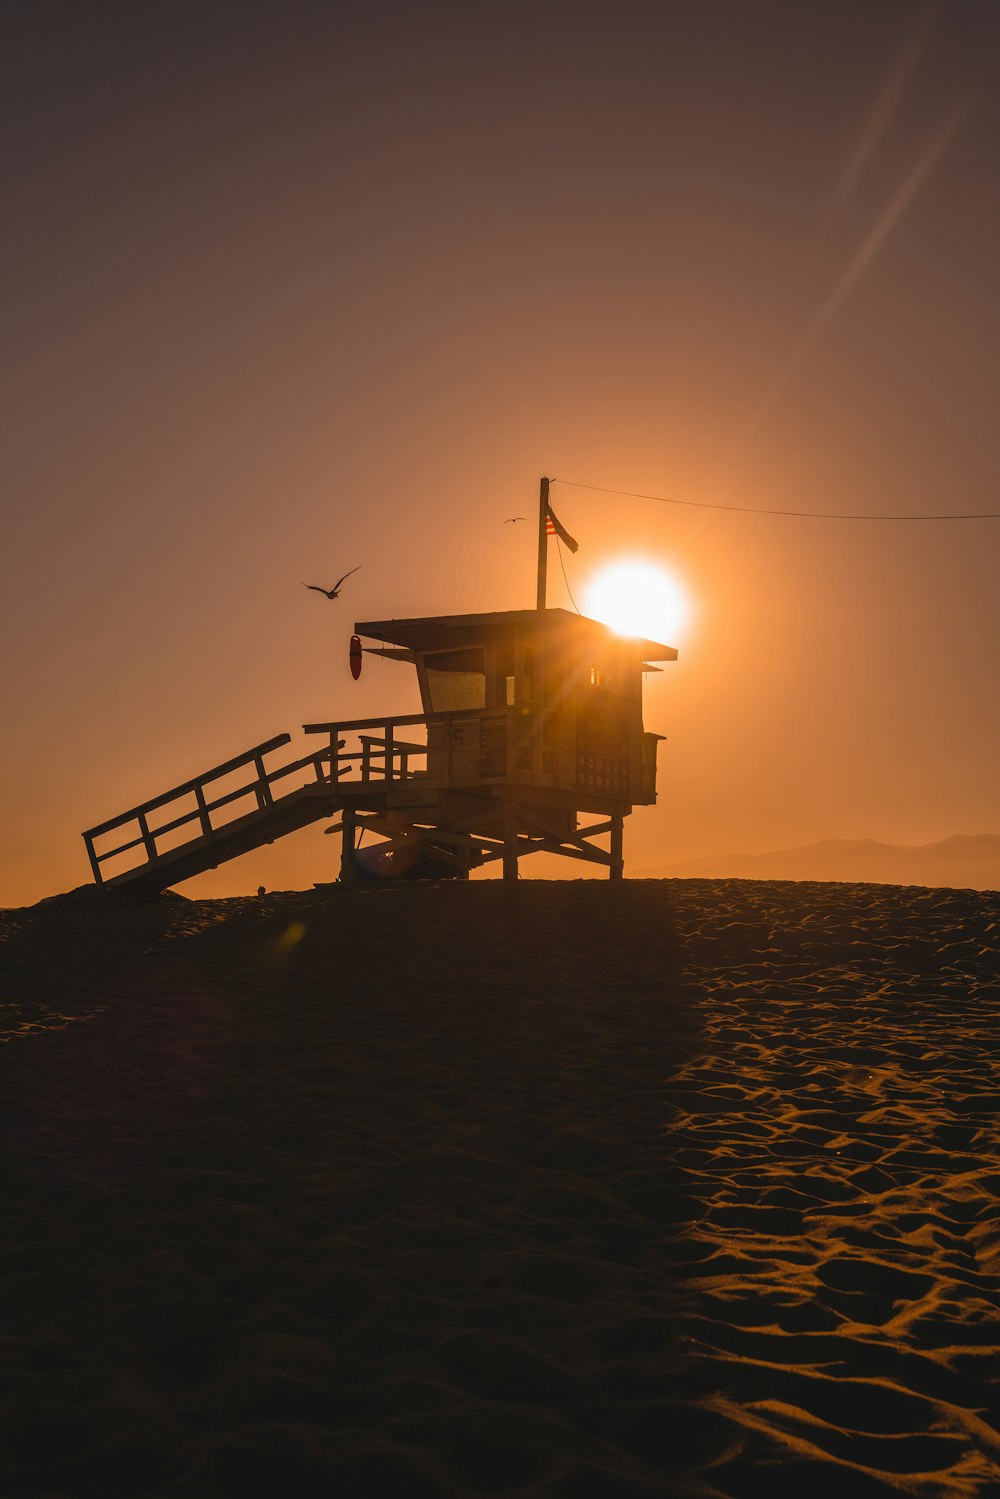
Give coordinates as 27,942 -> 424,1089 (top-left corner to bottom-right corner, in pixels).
582,559 -> 691,645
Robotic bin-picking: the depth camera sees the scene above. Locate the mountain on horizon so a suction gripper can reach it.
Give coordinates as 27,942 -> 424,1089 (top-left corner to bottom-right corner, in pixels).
638,834 -> 1000,891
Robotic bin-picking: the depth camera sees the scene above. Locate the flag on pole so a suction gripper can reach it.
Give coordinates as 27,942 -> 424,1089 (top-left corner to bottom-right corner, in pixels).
545,504 -> 579,552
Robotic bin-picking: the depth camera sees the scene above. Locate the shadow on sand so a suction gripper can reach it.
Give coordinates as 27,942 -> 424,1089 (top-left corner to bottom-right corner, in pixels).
2,881 -> 712,1497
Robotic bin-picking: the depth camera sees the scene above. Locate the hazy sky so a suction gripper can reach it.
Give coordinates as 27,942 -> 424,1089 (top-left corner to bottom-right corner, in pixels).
3,0 -> 1000,905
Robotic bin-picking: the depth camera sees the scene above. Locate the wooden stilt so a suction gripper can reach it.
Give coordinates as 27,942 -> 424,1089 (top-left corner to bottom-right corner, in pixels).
341,805 -> 356,883
610,813 -> 624,879
502,801 -> 518,882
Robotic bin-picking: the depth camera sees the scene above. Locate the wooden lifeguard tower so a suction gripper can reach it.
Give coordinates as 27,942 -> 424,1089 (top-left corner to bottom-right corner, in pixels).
82,480 -> 676,890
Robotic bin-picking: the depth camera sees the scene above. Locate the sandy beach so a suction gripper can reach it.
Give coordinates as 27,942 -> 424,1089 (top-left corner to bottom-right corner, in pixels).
1,878 -> 998,1497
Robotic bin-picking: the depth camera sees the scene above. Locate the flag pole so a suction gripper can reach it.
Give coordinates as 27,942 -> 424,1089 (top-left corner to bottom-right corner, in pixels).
536,475 -> 549,611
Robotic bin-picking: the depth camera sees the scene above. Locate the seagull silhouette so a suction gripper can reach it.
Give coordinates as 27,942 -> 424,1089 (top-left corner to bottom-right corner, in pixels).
302,566 -> 361,599
503,516 -> 527,524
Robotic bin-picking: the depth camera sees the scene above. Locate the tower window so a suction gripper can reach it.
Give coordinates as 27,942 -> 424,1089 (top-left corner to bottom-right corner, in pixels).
424,648 -> 486,710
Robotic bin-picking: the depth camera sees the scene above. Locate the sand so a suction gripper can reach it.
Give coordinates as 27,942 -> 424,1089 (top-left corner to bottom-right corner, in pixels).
1,879 -> 998,1497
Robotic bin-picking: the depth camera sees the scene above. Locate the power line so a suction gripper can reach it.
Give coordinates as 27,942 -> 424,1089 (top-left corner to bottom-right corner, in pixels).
555,535 -> 581,613
551,478 -> 1000,522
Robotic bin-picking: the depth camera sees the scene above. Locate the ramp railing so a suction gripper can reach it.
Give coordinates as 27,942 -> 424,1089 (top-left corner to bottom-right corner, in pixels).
83,734 -> 332,885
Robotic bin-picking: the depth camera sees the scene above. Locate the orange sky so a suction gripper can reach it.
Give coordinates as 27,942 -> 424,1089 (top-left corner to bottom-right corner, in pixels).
3,0 -> 1000,906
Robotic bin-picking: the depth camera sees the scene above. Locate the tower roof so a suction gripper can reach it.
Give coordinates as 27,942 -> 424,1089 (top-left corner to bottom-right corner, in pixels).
354,608 -> 677,661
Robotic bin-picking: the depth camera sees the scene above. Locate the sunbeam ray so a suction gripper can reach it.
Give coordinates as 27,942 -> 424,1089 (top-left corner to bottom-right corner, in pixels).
827,5 -> 938,217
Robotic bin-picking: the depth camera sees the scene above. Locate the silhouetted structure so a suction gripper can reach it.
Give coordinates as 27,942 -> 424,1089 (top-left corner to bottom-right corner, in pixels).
82,607 -> 675,890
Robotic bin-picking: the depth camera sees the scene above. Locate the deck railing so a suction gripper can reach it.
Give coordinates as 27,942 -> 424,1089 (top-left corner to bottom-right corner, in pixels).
83,734 -> 332,884
303,708 -> 520,789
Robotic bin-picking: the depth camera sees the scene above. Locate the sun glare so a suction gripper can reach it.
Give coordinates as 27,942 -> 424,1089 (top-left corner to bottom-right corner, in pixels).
581,559 -> 690,644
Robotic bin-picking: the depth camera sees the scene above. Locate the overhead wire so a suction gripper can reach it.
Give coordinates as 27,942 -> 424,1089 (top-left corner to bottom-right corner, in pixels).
550,478 -> 1000,522
555,535 -> 581,613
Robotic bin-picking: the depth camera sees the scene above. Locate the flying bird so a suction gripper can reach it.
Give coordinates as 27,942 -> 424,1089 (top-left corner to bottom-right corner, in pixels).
503,516 -> 527,524
302,566 -> 361,599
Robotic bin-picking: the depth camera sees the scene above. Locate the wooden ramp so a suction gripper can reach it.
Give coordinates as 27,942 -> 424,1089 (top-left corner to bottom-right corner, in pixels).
83,734 -> 337,896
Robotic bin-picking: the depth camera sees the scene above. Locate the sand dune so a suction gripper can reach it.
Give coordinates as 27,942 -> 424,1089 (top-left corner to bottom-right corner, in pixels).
1,879 -> 998,1496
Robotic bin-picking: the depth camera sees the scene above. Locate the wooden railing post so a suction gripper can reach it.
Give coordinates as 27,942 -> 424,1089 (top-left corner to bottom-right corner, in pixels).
194,784 -> 212,837
137,811 -> 157,864
329,729 -> 340,784
252,753 -> 273,810
83,832 -> 102,885
384,723 -> 394,782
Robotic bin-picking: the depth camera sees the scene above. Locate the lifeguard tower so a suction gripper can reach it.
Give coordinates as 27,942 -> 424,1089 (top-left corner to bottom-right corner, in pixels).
82,481 -> 676,890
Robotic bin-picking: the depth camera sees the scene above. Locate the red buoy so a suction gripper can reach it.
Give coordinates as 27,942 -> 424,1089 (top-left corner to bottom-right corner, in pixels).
349,634 -> 363,680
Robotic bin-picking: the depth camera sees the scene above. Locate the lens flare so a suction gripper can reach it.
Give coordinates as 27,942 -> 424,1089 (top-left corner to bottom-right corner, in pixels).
277,920 -> 307,950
